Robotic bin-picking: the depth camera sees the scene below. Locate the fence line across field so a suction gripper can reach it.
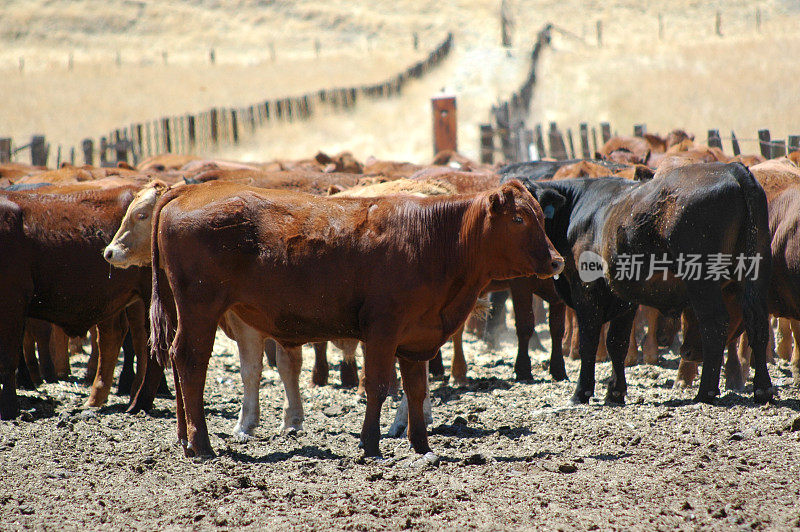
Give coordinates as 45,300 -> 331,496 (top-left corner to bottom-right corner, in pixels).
1,32 -> 454,168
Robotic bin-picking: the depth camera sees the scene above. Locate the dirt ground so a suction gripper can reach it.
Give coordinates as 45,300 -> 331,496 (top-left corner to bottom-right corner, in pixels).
2,309 -> 800,530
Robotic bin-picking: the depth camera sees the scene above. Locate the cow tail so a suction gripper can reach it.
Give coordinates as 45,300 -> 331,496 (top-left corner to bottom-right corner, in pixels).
149,190 -> 178,367
732,162 -> 771,349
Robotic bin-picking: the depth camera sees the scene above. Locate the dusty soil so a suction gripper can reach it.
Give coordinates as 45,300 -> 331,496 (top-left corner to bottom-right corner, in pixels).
3,311 -> 800,530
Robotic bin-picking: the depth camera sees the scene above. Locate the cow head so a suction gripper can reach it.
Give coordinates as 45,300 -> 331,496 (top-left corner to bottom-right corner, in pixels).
482,180 -> 564,280
103,180 -> 168,268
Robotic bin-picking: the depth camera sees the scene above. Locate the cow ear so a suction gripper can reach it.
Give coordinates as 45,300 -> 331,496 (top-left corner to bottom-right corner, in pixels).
535,189 -> 566,219
327,184 -> 345,195
315,151 -> 333,164
634,165 -> 654,181
488,192 -> 503,214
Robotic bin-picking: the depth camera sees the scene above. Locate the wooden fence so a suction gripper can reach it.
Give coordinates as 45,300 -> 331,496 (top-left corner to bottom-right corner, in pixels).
480,24 -> 552,165
482,121 -> 800,164
1,32 -> 454,168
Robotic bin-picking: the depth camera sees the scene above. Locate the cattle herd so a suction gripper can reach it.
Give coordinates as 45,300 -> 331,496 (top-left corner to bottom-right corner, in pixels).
1,130 -> 800,463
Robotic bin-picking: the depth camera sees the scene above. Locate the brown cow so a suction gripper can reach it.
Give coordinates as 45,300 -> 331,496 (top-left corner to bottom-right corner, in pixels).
149,180 -> 564,457
138,154 -> 202,172
0,185 -> 153,419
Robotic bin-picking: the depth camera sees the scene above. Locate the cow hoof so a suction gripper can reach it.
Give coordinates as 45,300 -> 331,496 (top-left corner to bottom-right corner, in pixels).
569,391 -> 592,405
514,371 -> 533,382
550,368 -> 568,382
673,379 -> 690,390
451,376 -> 469,388
724,378 -> 746,393
605,390 -> 626,405
693,391 -> 717,405
0,403 -> 20,421
311,374 -> 328,387
387,422 -> 407,438
232,425 -> 256,443
280,424 -> 303,436
753,387 -> 776,405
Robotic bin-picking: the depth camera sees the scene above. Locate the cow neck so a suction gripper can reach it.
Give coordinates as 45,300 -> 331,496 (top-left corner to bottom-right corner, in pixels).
438,197 -> 491,336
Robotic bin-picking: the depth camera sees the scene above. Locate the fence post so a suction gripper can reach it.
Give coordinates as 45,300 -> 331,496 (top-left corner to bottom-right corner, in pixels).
534,123 -> 546,159
600,122 -> 611,144
788,135 -> 800,153
0,138 -> 10,163
188,115 -> 196,148
431,95 -> 457,155
566,128 -> 576,159
496,103 -> 514,162
730,130 -> 741,156
162,117 -> 172,153
210,108 -> 219,144
578,123 -> 590,158
757,129 -> 771,158
770,140 -> 786,159
479,124 -> 495,164
99,137 -> 108,166
591,127 -> 598,155
596,20 -> 603,47
30,135 -> 48,166
231,109 -> 239,144
715,11 -> 722,37
69,147 -> 75,165
633,124 -> 646,137
707,129 -> 722,150
548,123 -> 569,161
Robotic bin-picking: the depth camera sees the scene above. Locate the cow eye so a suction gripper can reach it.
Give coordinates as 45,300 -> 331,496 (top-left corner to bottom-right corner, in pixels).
512,215 -> 524,224
136,212 -> 148,220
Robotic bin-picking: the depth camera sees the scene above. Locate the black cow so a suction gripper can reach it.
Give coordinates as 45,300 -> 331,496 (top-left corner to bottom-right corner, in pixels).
502,162 -> 773,404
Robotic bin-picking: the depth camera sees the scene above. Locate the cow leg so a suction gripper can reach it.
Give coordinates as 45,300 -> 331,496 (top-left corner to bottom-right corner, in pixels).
16,350 -> 36,391
265,339 -> 278,369
360,340 -> 399,457
116,331 -> 135,396
22,325 -> 42,387
172,321 -> 218,458
725,335 -> 746,391
277,345 -> 304,433
625,322 -> 639,367
127,301 -> 149,398
484,290 -> 509,346
398,358 -> 432,455
777,318 -> 792,361
0,321 -> 24,420
686,283 -> 728,404
339,340 -> 359,389
50,325 -> 70,379
87,314 -> 126,407
789,319 -> 800,386
311,342 -> 329,387
83,327 -> 99,386
232,328 -> 265,441
605,309 -> 636,404
389,362 -> 432,438
547,299 -> 567,381
642,306 -> 660,365
126,356 -> 164,414
509,277 -> 535,381
428,350 -> 445,380
173,364 -> 187,449
596,324 -> 609,362
562,307 -> 574,359
569,309 -> 580,360
741,303 -> 773,405
34,322 -> 57,383
571,307 -> 602,404
450,324 -> 468,387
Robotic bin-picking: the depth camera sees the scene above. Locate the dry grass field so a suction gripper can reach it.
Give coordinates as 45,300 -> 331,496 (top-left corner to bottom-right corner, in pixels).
3,1 -> 799,161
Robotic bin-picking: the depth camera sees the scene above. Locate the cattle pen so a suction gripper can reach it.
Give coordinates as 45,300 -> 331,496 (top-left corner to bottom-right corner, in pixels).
3,3 -> 800,530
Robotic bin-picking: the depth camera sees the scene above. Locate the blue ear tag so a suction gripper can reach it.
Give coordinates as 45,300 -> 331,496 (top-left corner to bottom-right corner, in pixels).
544,205 -> 555,219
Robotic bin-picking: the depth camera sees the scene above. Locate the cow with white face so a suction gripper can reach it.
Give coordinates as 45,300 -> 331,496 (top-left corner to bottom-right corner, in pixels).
104,181 -> 305,440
